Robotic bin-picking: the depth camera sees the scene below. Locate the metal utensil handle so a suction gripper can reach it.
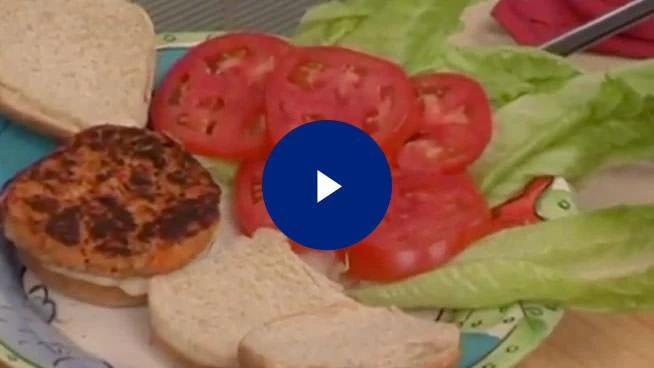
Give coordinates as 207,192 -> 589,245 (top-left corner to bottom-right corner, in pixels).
541,0 -> 654,56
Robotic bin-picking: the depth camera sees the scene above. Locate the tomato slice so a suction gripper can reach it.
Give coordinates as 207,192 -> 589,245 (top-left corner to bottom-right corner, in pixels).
457,177 -> 555,245
234,155 -> 277,235
455,217 -> 514,246
151,33 -> 293,159
491,176 -> 553,227
396,72 -> 493,173
265,46 -> 417,158
234,159 -> 333,256
235,160 -> 341,258
344,171 -> 491,282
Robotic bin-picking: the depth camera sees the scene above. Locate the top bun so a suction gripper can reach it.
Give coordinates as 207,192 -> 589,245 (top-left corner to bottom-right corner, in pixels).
0,0 -> 156,137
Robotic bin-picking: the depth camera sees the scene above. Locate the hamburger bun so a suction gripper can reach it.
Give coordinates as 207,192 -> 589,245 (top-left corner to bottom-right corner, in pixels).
238,303 -> 460,368
0,0 -> 156,137
19,251 -> 146,307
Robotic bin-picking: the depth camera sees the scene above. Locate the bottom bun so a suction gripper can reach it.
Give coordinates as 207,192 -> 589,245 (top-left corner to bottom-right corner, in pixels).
151,330 -> 213,368
19,252 -> 146,307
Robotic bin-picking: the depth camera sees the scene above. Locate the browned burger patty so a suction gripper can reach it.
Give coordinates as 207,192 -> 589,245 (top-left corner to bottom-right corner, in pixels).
1,125 -> 221,278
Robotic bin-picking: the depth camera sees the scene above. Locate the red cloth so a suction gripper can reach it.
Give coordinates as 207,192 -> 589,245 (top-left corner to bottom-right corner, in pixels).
492,0 -> 654,58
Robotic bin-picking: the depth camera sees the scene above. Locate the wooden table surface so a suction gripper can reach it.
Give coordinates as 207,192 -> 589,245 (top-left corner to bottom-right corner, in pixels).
520,311 -> 654,367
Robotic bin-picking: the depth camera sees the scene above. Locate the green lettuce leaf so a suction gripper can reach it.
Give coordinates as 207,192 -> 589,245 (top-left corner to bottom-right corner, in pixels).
292,0 -> 579,108
293,1 -> 375,46
292,0 -> 654,313
418,46 -> 581,108
294,0 -> 474,68
473,61 -> 654,207
350,204 -> 654,311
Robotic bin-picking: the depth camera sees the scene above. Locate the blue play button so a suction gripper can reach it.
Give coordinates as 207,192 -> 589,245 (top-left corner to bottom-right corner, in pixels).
262,120 -> 392,251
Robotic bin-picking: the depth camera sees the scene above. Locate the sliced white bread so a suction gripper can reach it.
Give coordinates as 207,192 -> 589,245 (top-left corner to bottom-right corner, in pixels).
239,303 -> 461,368
148,228 -> 355,368
0,0 -> 156,137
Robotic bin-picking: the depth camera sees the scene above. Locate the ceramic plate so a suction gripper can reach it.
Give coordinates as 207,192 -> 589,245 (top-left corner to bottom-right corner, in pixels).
0,33 -> 574,368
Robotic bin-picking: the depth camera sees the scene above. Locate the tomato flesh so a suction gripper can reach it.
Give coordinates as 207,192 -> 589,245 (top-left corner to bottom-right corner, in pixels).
344,171 -> 491,282
397,72 -> 493,173
234,157 -> 339,257
491,177 -> 553,227
234,155 -> 276,235
151,33 -> 293,159
235,160 -> 343,260
265,46 -> 417,158
458,177 -> 555,244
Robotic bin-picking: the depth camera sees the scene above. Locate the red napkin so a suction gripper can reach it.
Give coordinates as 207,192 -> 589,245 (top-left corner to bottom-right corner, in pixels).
492,0 -> 654,58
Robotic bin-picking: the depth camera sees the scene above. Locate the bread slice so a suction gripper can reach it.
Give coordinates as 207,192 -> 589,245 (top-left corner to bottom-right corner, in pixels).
148,228 -> 355,368
239,303 -> 461,368
0,0 -> 156,137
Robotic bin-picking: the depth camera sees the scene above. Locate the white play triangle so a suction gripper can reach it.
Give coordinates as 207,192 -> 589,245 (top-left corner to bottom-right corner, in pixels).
316,170 -> 342,203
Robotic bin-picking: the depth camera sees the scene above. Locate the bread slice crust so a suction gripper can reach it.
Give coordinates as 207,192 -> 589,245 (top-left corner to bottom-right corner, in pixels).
1,125 -> 221,277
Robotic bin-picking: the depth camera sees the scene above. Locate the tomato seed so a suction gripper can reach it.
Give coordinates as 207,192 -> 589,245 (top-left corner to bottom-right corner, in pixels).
444,106 -> 468,125
252,56 -> 276,80
205,49 -> 248,74
343,65 -> 363,88
292,61 -> 324,88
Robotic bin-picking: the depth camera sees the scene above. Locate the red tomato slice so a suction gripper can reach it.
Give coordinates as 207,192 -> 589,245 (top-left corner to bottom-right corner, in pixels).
234,157 -> 341,258
455,217 -> 514,246
151,33 -> 293,159
491,176 -> 553,227
457,177 -> 555,244
396,72 -> 493,173
235,161 -> 331,256
234,155 -> 276,235
234,162 -> 341,259
265,46 -> 417,158
234,158 -> 348,262
344,171 -> 491,282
